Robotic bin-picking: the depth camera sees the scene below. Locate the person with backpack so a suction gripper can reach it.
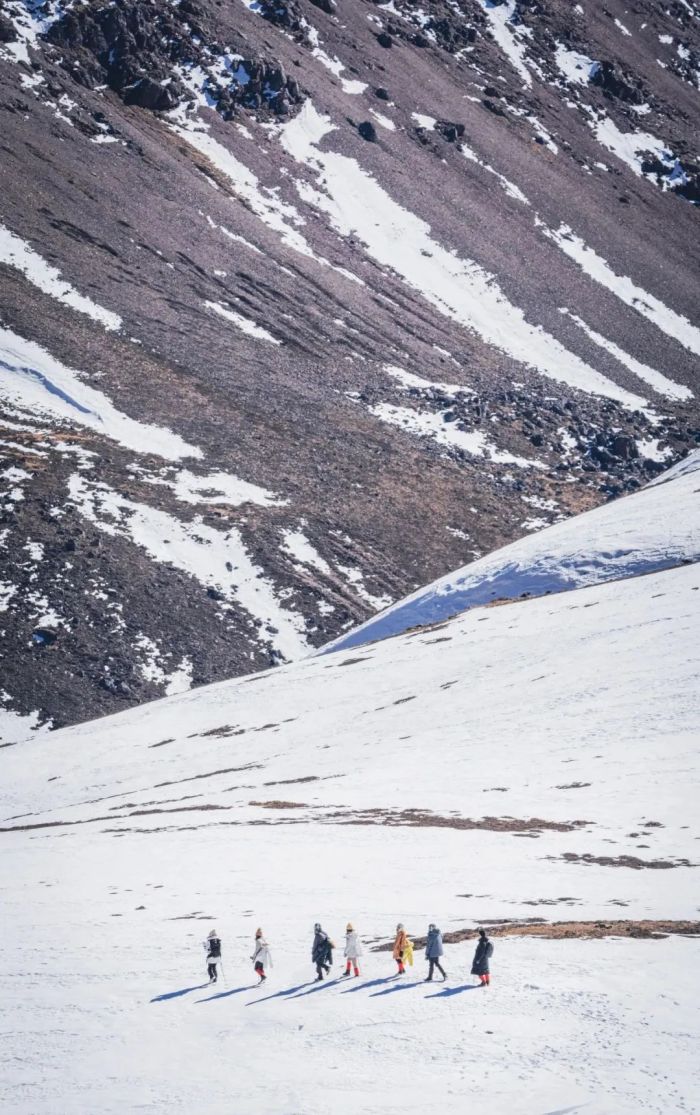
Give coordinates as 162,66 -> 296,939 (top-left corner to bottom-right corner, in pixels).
312,923 -> 333,980
251,928 -> 271,984
471,927 -> 494,986
424,923 -> 447,982
392,923 -> 412,975
204,928 -> 222,983
342,922 -> 362,977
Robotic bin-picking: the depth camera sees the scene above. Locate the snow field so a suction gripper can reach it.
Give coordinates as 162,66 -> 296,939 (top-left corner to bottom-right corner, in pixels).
1,825 -> 698,1115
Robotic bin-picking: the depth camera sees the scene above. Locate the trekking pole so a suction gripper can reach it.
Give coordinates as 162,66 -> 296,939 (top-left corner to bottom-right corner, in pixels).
219,960 -> 226,985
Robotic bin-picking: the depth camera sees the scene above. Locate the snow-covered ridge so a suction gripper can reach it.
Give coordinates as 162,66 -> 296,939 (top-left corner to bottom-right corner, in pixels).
323,450 -> 700,653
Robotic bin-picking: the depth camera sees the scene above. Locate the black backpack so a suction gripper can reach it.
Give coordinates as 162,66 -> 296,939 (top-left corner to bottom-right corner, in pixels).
208,937 -> 221,958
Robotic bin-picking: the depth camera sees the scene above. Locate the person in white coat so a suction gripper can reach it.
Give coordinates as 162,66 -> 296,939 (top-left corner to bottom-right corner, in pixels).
252,928 -> 272,984
342,922 -> 362,977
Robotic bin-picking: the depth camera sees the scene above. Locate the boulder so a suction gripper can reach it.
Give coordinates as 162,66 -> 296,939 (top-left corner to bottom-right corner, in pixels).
0,14 -> 17,43
123,76 -> 181,111
591,60 -> 646,105
358,120 -> 378,142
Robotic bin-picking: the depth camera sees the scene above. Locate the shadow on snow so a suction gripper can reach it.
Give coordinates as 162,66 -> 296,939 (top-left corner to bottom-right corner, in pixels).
246,981 -> 313,1006
370,980 -> 424,997
425,983 -> 481,998
196,985 -> 253,1003
150,983 -> 209,1003
340,975 -> 398,994
286,978 -> 344,1000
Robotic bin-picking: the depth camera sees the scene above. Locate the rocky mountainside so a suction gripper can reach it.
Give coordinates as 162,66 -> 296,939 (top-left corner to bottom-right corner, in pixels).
0,0 -> 698,735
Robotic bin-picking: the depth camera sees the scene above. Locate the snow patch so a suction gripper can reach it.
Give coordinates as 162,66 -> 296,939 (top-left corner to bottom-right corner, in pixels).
542,225 -> 700,358
560,309 -> 692,401
281,529 -> 332,575
480,0 -> 533,88
0,224 -> 122,332
0,327 -> 200,461
205,299 -> 281,344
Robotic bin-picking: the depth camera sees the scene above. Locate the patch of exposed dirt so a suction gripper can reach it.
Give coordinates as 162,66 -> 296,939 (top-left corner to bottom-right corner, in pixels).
249,799 -> 308,809
262,776 -> 319,786
153,763 -> 263,788
324,807 -> 590,833
552,852 -> 695,869
373,920 -> 700,950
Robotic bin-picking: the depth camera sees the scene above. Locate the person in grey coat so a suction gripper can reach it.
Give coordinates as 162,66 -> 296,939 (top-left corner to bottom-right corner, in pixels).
471,927 -> 494,986
424,923 -> 447,982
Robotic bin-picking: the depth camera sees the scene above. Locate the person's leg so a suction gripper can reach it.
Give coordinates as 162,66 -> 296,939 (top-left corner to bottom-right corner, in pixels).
316,963 -> 324,980
345,960 -> 352,975
208,963 -> 217,982
436,960 -> 446,979
484,972 -> 490,986
426,959 -> 434,981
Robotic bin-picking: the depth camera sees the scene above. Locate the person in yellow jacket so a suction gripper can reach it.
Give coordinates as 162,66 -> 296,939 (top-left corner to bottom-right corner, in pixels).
392,923 -> 413,975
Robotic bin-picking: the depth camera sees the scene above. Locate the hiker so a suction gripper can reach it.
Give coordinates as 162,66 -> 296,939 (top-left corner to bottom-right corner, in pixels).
471,927 -> 494,987
392,923 -> 412,975
312,923 -> 333,980
252,928 -> 272,984
342,923 -> 362,977
425,923 -> 447,982
204,928 -> 222,983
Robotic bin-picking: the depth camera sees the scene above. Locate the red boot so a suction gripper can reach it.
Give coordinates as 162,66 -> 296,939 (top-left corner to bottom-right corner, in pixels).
353,965 -> 360,977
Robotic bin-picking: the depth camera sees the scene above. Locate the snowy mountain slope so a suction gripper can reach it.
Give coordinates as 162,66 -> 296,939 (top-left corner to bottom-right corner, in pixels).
1,0 -> 699,731
1,551 -> 699,1112
324,447 -> 700,651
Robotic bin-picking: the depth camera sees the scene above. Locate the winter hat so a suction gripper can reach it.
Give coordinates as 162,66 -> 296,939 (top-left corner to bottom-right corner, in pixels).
255,928 -> 263,939
396,923 -> 404,931
478,927 -> 487,938
346,922 -> 354,932
314,922 -> 322,932
208,928 -> 218,938
428,923 -> 436,931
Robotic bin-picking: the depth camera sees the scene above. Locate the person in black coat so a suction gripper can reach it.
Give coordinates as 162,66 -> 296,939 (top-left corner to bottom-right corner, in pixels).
204,928 -> 222,983
471,927 -> 494,987
312,923 -> 333,981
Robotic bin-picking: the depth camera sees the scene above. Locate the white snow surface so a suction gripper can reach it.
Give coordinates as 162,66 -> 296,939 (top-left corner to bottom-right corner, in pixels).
324,450 -> 700,651
554,44 -> 600,85
205,299 -> 281,344
0,326 -> 200,461
369,401 -> 539,468
0,547 -> 698,1112
0,224 -> 121,331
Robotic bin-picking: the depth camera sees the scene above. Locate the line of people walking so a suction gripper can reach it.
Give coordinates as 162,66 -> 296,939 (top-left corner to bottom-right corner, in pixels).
204,923 -> 494,987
